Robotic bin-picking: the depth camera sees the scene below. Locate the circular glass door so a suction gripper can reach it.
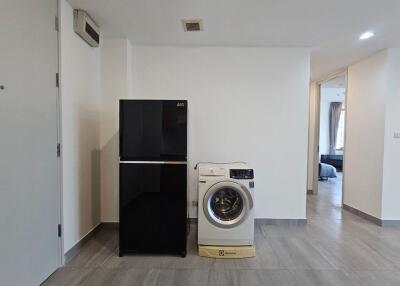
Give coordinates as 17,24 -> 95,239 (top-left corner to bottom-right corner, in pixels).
204,181 -> 253,228
210,188 -> 243,221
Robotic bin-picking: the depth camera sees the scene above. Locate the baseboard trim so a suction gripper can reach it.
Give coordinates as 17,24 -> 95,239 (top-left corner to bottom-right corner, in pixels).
64,223 -> 103,264
187,218 -> 307,225
381,220 -> 400,227
101,222 -> 119,229
188,218 -> 198,224
255,218 -> 307,225
343,204 -> 382,226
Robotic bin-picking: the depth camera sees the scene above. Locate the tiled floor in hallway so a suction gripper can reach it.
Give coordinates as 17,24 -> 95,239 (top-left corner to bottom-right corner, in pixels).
43,175 -> 400,285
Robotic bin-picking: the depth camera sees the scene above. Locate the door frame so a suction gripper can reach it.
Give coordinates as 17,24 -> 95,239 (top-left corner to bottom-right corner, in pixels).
311,69 -> 348,203
56,0 -> 64,265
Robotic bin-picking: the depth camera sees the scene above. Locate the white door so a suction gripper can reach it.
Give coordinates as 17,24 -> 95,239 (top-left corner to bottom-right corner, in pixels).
0,1 -> 61,285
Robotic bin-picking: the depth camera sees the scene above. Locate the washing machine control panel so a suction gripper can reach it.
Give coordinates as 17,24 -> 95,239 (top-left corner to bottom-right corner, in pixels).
229,169 -> 254,179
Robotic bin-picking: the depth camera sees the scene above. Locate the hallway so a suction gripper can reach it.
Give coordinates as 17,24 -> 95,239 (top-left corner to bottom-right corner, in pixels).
44,180 -> 400,286
307,172 -> 343,220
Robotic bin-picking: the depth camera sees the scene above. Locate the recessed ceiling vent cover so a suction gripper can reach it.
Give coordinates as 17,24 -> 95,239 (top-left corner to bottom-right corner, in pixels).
182,19 -> 203,32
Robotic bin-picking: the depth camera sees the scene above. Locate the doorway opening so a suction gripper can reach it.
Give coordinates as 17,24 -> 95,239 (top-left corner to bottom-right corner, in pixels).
309,72 -> 347,216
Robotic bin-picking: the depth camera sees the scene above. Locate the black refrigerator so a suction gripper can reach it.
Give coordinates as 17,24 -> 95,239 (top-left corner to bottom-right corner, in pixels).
119,100 -> 188,257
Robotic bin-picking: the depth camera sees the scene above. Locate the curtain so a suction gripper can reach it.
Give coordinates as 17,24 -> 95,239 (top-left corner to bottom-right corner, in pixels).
329,102 -> 343,155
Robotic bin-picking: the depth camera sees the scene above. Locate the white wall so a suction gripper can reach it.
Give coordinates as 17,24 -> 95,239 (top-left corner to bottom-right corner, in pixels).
127,46 -> 310,219
59,0 -> 101,253
320,49 -> 400,221
381,48 -> 400,220
344,50 -> 387,218
100,38 -> 132,222
319,87 -> 345,157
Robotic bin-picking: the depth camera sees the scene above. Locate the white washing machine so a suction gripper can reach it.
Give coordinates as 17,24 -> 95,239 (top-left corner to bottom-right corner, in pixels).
197,163 -> 255,246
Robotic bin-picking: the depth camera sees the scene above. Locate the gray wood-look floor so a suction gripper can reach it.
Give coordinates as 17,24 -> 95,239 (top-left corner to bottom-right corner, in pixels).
43,175 -> 400,286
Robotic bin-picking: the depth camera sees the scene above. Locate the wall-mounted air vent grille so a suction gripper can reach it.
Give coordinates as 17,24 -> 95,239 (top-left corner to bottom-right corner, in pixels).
74,9 -> 100,47
182,19 -> 203,32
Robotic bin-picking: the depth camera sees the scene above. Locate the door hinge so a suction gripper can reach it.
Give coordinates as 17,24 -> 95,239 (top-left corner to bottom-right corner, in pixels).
57,143 -> 61,157
58,224 -> 62,237
55,16 -> 59,31
56,73 -> 59,88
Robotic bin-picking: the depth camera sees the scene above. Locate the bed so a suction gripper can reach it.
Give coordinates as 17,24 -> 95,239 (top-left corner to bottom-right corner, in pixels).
321,154 -> 343,171
319,162 -> 337,181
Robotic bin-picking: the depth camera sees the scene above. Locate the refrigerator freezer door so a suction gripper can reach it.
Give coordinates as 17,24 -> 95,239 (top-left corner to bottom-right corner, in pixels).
120,100 -> 187,161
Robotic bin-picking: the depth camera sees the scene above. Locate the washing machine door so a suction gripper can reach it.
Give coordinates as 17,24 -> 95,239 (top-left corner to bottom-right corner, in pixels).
203,181 -> 253,229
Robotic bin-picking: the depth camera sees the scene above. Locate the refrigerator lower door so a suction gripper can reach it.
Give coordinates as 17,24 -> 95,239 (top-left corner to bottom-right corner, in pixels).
119,162 -> 187,256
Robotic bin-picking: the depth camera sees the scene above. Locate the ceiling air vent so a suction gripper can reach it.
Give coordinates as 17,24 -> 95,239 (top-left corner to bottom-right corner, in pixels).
182,19 -> 203,32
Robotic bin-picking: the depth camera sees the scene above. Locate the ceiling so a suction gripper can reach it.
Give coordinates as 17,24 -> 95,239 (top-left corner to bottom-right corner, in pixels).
67,0 -> 400,81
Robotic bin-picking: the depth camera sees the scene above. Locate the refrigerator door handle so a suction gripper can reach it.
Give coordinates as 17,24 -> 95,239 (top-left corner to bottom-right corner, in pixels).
120,161 -> 187,165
